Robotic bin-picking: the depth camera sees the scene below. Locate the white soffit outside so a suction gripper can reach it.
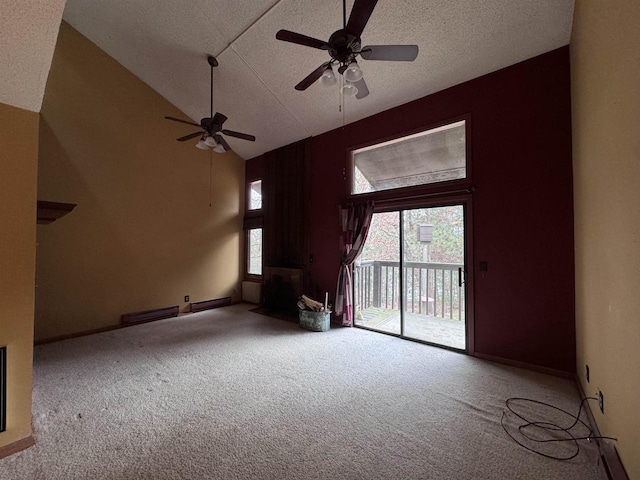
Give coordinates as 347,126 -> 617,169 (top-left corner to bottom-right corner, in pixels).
62,0 -> 575,160
0,0 -> 67,112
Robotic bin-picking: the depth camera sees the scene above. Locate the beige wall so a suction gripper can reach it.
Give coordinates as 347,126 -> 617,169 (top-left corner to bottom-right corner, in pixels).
36,23 -> 245,341
571,1 -> 640,477
0,103 -> 38,447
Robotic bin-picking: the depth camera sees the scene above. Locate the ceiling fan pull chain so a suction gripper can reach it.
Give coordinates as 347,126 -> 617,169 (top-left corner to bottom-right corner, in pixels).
209,149 -> 213,207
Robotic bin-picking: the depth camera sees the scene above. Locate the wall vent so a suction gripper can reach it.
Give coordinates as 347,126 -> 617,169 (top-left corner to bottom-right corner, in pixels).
1,346 -> 6,433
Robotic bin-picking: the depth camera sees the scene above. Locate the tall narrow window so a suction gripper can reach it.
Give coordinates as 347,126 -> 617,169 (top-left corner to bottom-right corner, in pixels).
247,228 -> 263,276
351,120 -> 467,195
244,179 -> 263,277
248,180 -> 262,210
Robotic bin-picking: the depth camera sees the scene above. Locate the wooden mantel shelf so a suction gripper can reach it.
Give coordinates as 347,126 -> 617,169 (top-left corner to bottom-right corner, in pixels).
37,201 -> 76,225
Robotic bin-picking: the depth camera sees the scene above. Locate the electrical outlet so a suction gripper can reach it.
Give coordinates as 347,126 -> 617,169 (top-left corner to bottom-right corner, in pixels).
598,389 -> 604,414
184,295 -> 190,303
586,364 -> 590,383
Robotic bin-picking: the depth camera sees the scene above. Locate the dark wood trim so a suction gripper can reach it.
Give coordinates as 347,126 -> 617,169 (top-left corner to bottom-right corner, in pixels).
368,187 -> 474,212
471,352 -> 575,380
0,435 -> 34,460
245,272 -> 263,282
302,137 -> 313,294
575,378 -> 629,480
262,137 -> 311,281
190,297 -> 231,313
121,306 -> 179,326
36,200 -> 76,225
242,216 -> 263,230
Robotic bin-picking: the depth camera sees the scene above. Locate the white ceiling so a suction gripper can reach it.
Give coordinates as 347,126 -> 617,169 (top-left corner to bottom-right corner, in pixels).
0,0 -> 66,112
62,0 -> 575,160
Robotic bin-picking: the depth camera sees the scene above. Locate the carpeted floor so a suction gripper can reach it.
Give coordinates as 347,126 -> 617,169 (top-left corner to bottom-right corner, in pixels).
1,303 -> 605,479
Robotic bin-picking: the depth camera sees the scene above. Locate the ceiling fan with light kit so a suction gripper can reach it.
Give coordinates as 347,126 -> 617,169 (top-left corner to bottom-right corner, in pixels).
276,0 -> 418,99
164,55 -> 255,152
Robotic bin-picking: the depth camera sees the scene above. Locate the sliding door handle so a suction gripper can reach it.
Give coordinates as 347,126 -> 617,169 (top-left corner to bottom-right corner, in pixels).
458,267 -> 466,287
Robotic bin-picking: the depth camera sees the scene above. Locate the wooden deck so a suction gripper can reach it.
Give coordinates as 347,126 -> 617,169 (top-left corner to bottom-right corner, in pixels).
355,306 -> 465,350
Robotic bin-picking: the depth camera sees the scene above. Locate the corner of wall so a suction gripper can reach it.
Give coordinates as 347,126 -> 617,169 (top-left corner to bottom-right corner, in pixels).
571,1 -> 640,477
0,103 -> 39,448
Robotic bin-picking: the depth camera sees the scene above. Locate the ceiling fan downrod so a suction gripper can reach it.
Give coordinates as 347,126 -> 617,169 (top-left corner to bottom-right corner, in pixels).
208,55 -> 218,120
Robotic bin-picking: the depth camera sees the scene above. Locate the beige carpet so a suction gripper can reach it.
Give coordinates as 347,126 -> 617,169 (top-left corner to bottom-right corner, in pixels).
1,304 -> 605,479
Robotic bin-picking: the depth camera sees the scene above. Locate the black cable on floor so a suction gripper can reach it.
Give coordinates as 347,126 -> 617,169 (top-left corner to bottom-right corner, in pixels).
501,396 -> 617,461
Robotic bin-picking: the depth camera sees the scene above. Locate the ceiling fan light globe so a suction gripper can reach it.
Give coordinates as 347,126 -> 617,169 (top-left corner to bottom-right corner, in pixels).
344,62 -> 363,83
320,67 -> 337,87
204,136 -> 218,147
195,139 -> 209,150
341,83 -> 359,97
213,143 -> 226,153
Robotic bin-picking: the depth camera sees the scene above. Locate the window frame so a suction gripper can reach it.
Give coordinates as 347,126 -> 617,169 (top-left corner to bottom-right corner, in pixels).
346,114 -> 472,202
246,179 -> 263,212
244,177 -> 264,280
245,227 -> 263,279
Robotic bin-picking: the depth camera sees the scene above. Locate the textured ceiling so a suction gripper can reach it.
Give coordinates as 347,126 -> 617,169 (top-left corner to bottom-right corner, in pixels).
0,0 -> 66,112
62,0 -> 575,160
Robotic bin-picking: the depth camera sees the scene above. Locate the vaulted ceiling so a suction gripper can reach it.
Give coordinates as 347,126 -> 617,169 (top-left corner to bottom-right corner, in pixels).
53,1 -> 573,159
0,0 -> 66,111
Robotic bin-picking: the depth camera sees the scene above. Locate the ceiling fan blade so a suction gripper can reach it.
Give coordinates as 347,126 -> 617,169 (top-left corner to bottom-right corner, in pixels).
221,130 -> 256,142
295,62 -> 332,91
346,0 -> 378,38
164,116 -> 201,128
276,30 -> 329,50
353,78 -> 370,99
212,112 -> 228,128
177,131 -> 204,142
215,134 -> 231,152
361,45 -> 419,61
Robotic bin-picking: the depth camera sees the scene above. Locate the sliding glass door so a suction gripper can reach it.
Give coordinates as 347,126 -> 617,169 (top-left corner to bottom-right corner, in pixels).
354,204 -> 468,351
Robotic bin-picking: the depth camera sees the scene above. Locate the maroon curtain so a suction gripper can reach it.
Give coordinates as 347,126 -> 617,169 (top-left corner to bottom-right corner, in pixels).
335,202 -> 374,326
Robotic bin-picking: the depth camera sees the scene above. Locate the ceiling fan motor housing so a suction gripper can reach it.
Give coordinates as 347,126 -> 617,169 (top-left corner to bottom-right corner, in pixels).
201,118 -> 214,131
328,29 -> 361,66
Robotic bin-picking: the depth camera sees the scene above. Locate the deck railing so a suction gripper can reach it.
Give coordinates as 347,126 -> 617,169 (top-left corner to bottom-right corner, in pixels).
354,260 -> 465,321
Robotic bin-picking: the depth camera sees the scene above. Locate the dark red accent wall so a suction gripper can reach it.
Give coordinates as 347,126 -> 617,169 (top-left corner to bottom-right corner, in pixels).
247,46 -> 575,373
245,154 -> 264,182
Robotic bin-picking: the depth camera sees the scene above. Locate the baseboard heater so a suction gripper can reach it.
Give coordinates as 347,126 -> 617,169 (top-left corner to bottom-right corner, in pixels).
1,346 -> 6,433
121,306 -> 179,326
190,297 -> 231,313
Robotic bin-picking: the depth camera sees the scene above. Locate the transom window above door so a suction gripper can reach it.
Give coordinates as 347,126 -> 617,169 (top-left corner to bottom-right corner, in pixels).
351,120 -> 467,195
